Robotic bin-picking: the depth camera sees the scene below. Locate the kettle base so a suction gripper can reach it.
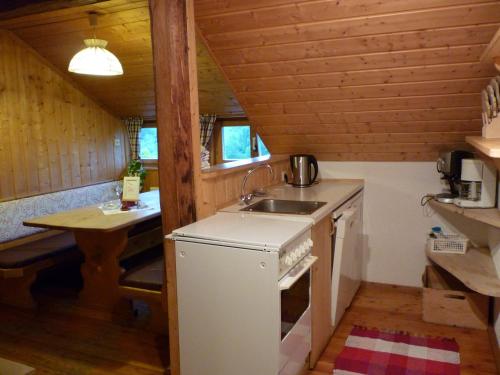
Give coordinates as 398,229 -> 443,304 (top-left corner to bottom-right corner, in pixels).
288,180 -> 320,188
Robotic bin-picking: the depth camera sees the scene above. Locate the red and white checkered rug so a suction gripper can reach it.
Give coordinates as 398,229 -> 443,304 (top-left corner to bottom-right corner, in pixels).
333,326 -> 460,375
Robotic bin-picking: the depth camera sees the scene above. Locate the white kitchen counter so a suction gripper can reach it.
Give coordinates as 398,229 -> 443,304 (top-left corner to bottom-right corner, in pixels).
219,179 -> 364,223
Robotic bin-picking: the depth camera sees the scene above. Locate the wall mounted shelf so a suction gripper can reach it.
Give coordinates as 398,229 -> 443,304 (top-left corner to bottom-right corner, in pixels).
466,136 -> 500,158
426,247 -> 500,298
481,27 -> 500,64
428,200 -> 500,297
429,200 -> 500,229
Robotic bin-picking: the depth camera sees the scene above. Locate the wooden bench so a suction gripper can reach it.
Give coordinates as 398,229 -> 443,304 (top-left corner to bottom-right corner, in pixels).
121,216 -> 163,262
119,246 -> 166,333
0,232 -> 81,309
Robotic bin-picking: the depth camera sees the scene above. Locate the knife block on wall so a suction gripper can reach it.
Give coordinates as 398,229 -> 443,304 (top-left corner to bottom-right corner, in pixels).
482,116 -> 500,138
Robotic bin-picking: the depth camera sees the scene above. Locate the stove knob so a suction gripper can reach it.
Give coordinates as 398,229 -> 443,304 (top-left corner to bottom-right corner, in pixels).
285,255 -> 293,266
307,239 -> 314,247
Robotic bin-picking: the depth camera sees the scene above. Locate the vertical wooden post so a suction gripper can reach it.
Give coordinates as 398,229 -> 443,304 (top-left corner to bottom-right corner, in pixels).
149,0 -> 201,374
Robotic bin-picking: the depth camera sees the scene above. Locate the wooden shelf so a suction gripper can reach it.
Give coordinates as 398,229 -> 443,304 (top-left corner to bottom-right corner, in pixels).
466,136 -> 500,158
426,247 -> 500,297
429,200 -> 500,229
428,200 -> 500,297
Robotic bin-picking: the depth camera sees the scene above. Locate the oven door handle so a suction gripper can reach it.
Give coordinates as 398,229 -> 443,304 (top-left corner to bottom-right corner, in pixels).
279,255 -> 318,291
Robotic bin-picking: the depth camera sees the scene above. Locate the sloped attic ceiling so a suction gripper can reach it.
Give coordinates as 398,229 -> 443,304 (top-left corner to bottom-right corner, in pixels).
0,0 -> 244,120
194,0 -> 500,161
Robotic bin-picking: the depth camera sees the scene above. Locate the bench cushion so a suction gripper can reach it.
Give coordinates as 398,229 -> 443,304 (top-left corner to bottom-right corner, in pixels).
0,232 -> 78,269
120,257 -> 164,291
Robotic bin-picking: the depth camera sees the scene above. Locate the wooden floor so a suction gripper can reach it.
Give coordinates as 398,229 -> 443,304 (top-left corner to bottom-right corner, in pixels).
0,282 -> 497,374
0,278 -> 168,375
309,282 -> 499,375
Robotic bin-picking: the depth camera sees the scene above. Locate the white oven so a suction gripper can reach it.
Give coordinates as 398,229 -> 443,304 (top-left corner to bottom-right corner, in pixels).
171,213 -> 315,375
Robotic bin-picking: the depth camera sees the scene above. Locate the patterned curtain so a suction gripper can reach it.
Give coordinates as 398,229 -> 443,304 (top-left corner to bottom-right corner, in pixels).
199,114 -> 217,148
125,116 -> 143,160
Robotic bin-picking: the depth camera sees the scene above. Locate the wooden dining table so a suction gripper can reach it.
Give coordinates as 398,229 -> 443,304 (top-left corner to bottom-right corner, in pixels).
23,190 -> 161,312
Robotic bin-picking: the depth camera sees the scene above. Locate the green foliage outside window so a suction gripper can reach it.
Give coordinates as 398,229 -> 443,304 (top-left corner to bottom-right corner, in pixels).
257,134 -> 270,157
139,127 -> 158,160
222,126 -> 251,160
138,125 -> 271,163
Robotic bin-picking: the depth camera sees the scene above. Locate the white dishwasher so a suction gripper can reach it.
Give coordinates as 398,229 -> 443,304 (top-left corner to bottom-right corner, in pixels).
330,190 -> 363,329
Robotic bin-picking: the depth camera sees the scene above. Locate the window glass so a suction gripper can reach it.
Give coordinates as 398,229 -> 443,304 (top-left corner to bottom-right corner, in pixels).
139,127 -> 158,160
222,126 -> 251,160
257,134 -> 270,157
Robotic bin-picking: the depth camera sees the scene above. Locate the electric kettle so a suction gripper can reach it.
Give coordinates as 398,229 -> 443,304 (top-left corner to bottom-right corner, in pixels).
286,154 -> 319,187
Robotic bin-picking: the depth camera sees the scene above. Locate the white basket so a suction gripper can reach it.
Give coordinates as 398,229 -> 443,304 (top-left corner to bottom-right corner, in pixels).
427,234 -> 468,254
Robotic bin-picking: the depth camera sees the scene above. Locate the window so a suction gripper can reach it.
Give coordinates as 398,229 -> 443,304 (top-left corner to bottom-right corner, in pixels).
257,134 -> 270,157
220,125 -> 271,162
222,125 -> 251,160
139,127 -> 158,160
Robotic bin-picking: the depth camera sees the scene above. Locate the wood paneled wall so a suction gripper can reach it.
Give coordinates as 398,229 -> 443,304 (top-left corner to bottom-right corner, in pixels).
194,0 -> 500,161
198,155 -> 290,218
0,30 -> 128,202
144,156 -> 290,218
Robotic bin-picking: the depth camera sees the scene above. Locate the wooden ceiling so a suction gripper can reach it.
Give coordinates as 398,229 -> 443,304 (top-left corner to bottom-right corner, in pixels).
194,0 -> 500,160
0,0 -> 244,120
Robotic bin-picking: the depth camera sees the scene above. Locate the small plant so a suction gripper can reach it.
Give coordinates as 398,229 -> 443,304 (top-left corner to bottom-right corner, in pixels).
127,159 -> 147,190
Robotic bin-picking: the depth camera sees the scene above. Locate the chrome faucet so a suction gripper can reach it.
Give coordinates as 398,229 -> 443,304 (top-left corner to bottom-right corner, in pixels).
240,163 -> 274,205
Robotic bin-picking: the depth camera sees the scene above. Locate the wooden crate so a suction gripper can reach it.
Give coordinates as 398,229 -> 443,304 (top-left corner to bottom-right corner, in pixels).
422,265 -> 489,330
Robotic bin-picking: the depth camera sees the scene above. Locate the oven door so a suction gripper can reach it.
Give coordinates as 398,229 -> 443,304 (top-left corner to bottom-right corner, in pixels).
279,255 -> 317,375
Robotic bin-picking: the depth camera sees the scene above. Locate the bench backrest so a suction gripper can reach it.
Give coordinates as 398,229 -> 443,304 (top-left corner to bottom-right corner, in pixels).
0,182 -> 119,244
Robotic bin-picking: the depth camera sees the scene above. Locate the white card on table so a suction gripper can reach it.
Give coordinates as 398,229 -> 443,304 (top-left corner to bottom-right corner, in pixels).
122,176 -> 140,202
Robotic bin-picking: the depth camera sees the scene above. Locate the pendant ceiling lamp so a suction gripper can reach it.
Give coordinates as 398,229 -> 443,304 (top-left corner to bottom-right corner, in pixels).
68,12 -> 123,76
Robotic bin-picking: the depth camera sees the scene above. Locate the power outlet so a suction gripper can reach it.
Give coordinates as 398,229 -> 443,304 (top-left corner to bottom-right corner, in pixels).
281,171 -> 287,182
114,138 -> 121,147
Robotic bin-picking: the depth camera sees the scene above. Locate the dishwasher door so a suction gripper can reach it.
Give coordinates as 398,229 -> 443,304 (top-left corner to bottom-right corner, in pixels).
331,201 -> 362,329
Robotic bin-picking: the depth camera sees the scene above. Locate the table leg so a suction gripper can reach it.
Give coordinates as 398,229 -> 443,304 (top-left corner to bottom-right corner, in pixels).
74,229 -> 129,311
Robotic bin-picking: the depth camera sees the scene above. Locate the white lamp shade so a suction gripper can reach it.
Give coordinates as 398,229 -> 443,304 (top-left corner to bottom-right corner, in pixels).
68,39 -> 123,76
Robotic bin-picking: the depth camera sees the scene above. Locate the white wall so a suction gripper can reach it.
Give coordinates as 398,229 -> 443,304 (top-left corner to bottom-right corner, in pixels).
319,161 -> 449,287
319,161 -> 500,345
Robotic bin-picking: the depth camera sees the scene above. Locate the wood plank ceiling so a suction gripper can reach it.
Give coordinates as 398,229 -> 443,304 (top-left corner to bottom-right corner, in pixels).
194,0 -> 500,160
0,0 -> 244,120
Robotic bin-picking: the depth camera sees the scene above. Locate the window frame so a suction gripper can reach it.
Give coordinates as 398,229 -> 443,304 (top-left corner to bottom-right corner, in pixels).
213,118 -> 260,164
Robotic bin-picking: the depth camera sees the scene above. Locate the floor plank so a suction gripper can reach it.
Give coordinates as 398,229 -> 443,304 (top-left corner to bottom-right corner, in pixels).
0,281 -> 496,374
0,283 -> 168,375
308,282 -> 498,375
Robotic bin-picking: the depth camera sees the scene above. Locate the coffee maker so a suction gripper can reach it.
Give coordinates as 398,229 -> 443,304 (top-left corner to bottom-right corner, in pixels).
436,150 -> 474,198
453,159 -> 497,208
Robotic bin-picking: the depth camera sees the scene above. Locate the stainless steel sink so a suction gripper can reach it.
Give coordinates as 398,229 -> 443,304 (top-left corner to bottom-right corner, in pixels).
240,199 -> 327,215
